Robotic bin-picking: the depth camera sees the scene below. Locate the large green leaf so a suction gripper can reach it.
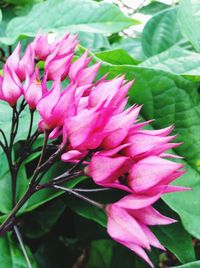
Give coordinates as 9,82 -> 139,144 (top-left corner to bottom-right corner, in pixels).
140,46 -> 200,81
153,222 -> 195,263
1,0 -> 139,45
139,1 -> 170,15
112,37 -> 146,63
0,233 -> 37,268
65,195 -> 107,227
96,49 -> 138,65
163,160 -> 200,239
142,7 -> 188,57
85,240 -> 114,268
171,261 -> 200,268
78,32 -> 110,52
178,0 -> 200,52
23,199 -> 66,238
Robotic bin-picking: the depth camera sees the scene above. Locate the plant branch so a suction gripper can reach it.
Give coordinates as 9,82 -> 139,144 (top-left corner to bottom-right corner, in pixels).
36,129 -> 50,168
73,188 -> 110,193
27,109 -> 34,141
14,225 -> 33,268
0,186 -> 36,236
36,170 -> 82,190
52,185 -> 105,210
0,129 -> 8,148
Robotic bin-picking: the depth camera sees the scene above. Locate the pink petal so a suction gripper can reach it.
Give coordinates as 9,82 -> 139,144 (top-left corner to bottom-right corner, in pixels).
130,206 -> 176,226
116,193 -> 162,210
77,62 -> 101,86
119,241 -> 154,268
89,155 -> 131,185
128,156 -> 183,192
61,150 -> 83,161
141,224 -> 165,250
37,79 -> 61,124
107,204 -> 150,249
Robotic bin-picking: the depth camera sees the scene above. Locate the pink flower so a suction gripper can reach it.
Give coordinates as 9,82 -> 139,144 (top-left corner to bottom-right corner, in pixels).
107,194 -> 176,267
128,156 -> 184,194
0,65 -> 22,106
7,43 -> 35,81
37,80 -> 77,130
87,154 -> 132,192
44,34 -> 78,81
31,33 -> 52,61
23,68 -> 45,110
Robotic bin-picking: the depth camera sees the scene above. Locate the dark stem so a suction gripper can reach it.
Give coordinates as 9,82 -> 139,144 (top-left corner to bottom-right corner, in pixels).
8,45 -> 12,56
36,129 -> 50,168
17,130 -> 41,169
0,129 -> 8,148
36,171 -> 82,190
0,186 -> 36,236
6,106 -> 19,207
0,170 -> 82,235
10,106 -> 17,148
52,185 -> 105,210
73,188 -> 110,193
27,110 -> 34,141
0,48 -> 6,62
68,153 -> 89,174
14,225 -> 33,268
33,141 -> 67,185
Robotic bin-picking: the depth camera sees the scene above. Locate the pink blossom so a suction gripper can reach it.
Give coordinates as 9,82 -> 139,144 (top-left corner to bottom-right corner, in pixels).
7,43 -> 35,81
23,68 -> 45,110
107,194 -> 176,267
0,65 -> 22,106
37,80 -> 77,130
44,34 -> 78,81
31,33 -> 52,61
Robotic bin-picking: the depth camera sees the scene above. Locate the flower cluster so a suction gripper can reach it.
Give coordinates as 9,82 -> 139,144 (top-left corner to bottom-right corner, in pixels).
0,33 -> 186,267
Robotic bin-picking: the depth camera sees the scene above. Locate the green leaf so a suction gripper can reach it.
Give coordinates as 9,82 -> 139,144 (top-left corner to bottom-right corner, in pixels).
21,166 -> 86,214
78,32 -> 110,52
142,7 -> 188,57
35,238 -> 79,268
0,233 -> 37,268
2,0 -> 139,45
0,101 -> 40,145
85,239 -> 114,268
178,0 -> 200,52
152,222 -> 195,263
112,37 -> 146,63
139,1 -> 170,15
65,195 -> 107,227
140,46 -> 200,81
0,9 -> 2,23
95,49 -> 138,65
23,199 -> 66,238
163,160 -> 200,240
4,0 -> 43,6
171,261 -> 200,268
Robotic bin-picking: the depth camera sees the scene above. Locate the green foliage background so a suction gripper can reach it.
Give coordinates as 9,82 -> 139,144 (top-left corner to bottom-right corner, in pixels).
0,0 -> 200,267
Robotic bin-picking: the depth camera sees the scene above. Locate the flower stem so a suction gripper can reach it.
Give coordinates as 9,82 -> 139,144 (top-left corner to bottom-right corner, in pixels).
53,185 -> 105,210
14,225 -> 33,268
0,186 -> 35,236
36,129 -> 50,168
27,110 -> 34,141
